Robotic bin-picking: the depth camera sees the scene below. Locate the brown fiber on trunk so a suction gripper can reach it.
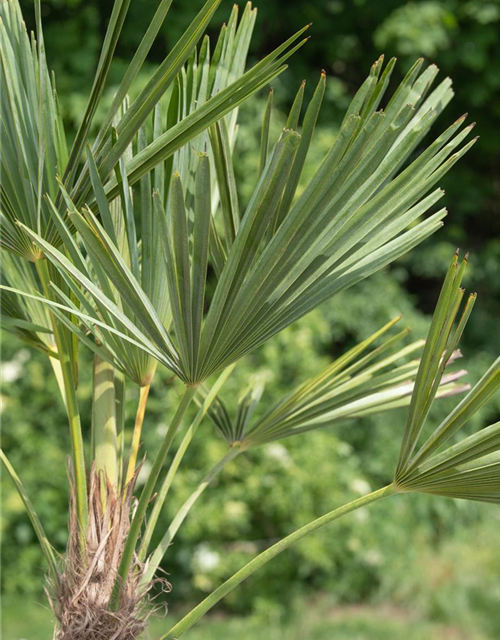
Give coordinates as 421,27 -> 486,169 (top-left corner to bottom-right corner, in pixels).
49,465 -> 168,640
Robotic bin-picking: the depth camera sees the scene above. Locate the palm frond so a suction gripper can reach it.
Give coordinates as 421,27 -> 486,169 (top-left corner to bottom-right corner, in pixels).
394,252 -> 500,503
0,250 -> 55,355
71,4 -> 307,208
0,0 -> 67,259
1,0 -> 304,263
14,57 -> 475,392
204,317 -> 468,447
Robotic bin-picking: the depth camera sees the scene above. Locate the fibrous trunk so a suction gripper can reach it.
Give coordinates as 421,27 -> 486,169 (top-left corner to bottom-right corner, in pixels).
49,467 -> 163,640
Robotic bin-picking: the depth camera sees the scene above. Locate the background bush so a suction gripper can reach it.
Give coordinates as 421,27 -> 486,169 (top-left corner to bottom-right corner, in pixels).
2,0 -> 500,636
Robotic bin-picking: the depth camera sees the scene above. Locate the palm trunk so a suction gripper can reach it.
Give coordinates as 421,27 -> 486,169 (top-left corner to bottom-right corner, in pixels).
51,469 -> 156,640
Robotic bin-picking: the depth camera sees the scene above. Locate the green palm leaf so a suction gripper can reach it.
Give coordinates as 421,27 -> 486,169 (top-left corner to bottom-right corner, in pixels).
0,0 -> 67,259
395,252 -> 500,503
1,0 -> 304,262
16,58 -> 475,393
0,250 -> 54,355
204,317 -> 468,448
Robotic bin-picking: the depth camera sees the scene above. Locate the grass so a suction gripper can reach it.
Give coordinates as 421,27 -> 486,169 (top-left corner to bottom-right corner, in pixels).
1,597 -> 488,640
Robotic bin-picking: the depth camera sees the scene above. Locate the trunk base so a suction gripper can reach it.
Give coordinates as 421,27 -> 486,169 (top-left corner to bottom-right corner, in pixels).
49,466 -> 167,640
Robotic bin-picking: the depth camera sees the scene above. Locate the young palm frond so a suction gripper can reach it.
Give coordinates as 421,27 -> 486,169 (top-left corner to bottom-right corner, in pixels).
0,0 -> 67,260
207,316 -> 469,448
394,252 -> 500,502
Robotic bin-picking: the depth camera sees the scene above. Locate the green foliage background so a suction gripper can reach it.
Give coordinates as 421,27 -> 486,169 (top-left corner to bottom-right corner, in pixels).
2,0 -> 500,636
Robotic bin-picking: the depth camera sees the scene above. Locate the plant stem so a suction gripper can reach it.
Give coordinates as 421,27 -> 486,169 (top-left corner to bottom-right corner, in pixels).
138,364 -> 236,562
160,484 -> 397,640
1,449 -> 59,584
142,445 -> 241,585
36,259 -> 88,535
112,384 -> 197,606
138,418 -> 196,561
125,383 -> 151,486
49,352 -> 66,408
114,370 -> 126,489
92,354 -> 118,491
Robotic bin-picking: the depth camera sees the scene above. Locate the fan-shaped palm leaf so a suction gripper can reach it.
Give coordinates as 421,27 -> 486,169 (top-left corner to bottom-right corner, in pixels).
206,317 -> 469,448
1,0 -> 306,260
23,58 -> 476,389
158,252 -> 500,640
394,252 -> 500,502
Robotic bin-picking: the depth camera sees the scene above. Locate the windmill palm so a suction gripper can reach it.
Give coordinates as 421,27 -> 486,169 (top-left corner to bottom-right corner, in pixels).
0,0 -> 493,638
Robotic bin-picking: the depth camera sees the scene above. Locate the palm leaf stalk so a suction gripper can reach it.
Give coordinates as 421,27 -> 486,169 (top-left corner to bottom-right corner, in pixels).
112,367 -> 237,604
158,252 -> 500,639
161,485 -> 396,640
137,364 -> 237,563
35,258 -> 89,535
125,383 -> 151,486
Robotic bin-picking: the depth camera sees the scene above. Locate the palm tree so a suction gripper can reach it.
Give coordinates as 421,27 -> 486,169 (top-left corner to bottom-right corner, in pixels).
1,1 -> 498,638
